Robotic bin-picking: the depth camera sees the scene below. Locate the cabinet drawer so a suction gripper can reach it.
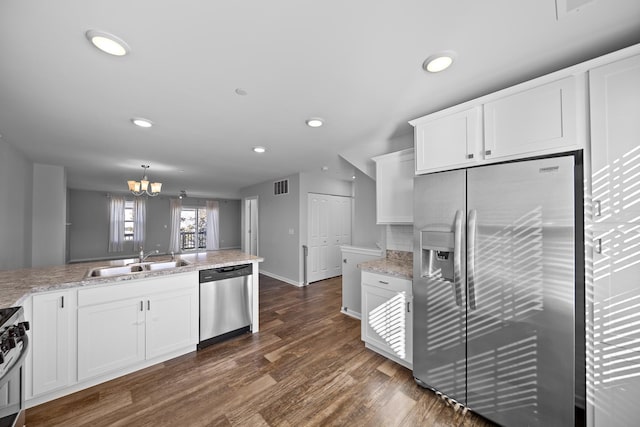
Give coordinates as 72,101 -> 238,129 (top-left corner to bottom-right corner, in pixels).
361,271 -> 411,293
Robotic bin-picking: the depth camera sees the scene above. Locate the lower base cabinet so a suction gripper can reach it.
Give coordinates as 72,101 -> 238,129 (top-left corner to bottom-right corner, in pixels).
77,273 -> 198,382
361,271 -> 412,368
31,290 -> 72,396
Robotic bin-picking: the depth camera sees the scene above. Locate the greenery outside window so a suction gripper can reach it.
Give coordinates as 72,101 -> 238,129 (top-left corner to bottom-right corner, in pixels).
180,207 -> 207,250
124,200 -> 134,241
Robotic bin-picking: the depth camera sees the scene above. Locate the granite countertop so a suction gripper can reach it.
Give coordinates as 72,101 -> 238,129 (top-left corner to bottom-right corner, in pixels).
0,250 -> 263,308
358,250 -> 413,280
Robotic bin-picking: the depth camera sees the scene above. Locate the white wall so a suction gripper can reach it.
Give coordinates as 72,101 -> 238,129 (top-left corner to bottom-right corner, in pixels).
32,164 -> 66,267
0,140 -> 33,270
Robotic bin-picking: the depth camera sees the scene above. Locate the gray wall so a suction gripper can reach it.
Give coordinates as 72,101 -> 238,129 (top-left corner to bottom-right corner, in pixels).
239,171 -> 379,285
68,190 -> 241,262
32,164 -> 66,267
351,168 -> 383,248
239,173 -> 301,283
0,140 -> 33,270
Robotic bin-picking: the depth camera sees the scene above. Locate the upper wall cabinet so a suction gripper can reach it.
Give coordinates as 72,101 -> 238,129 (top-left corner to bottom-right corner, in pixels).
484,76 -> 579,160
410,75 -> 584,175
373,149 -> 414,224
414,107 -> 482,174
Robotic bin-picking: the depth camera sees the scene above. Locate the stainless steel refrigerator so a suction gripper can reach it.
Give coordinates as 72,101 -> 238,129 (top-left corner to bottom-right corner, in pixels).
413,154 -> 584,426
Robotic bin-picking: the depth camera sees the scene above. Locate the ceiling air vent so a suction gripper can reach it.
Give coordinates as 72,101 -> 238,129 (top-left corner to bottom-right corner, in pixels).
555,0 -> 595,19
274,179 -> 289,195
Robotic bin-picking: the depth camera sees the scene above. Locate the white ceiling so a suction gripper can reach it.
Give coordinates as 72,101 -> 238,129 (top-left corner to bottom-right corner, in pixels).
1,0 -> 639,199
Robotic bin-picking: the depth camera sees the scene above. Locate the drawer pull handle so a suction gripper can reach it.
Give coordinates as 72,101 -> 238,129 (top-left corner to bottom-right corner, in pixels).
61,296 -> 64,309
147,300 -> 151,311
467,154 -> 474,159
140,301 -> 144,311
407,302 -> 411,313
485,150 -> 492,156
594,200 -> 602,217
378,280 -> 389,285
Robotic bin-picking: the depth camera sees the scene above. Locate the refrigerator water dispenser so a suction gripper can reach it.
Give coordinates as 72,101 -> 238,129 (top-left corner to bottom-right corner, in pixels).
420,230 -> 455,281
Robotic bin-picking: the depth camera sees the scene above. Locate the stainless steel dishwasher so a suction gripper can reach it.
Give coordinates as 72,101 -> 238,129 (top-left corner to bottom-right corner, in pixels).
198,263 -> 252,349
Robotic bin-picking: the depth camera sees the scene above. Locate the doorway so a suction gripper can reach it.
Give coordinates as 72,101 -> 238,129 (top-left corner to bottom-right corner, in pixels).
243,196 -> 259,256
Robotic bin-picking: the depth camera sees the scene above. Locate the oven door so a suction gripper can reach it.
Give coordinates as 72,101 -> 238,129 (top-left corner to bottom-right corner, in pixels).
0,335 -> 28,427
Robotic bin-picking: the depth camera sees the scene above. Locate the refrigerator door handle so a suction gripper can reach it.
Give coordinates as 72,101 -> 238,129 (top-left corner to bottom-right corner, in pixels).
453,210 -> 463,307
467,209 -> 478,310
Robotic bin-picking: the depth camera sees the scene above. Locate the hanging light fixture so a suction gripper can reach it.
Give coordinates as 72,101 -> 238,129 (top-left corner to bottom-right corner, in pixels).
127,165 -> 162,197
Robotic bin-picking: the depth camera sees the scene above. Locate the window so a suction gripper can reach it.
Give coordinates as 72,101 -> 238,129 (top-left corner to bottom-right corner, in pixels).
124,200 -> 134,241
180,207 -> 207,250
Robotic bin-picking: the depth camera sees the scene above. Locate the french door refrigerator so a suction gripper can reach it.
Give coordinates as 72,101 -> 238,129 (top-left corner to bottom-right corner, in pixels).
413,154 -> 584,426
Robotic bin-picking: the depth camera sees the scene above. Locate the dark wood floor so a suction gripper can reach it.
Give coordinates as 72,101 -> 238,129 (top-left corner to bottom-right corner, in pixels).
26,274 -> 496,426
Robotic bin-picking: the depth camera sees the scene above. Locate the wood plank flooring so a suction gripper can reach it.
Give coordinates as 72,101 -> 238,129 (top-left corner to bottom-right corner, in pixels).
26,274 -> 497,427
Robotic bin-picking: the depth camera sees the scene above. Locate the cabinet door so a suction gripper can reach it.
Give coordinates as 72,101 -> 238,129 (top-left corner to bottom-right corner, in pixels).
415,106 -> 481,174
374,149 -> 414,224
77,299 -> 145,381
146,287 -> 198,360
590,54 -> 640,225
32,291 -> 70,396
484,76 -> 578,160
592,343 -> 640,427
362,283 -> 410,362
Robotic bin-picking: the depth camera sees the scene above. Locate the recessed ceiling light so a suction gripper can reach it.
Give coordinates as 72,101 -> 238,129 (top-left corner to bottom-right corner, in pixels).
321,166 -> 329,171
86,30 -> 130,56
423,51 -> 457,73
235,88 -> 248,96
253,146 -> 266,153
131,118 -> 153,128
306,118 -> 324,128
351,175 -> 356,180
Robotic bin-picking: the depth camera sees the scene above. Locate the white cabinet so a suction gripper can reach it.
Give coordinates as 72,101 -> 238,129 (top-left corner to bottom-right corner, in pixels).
590,54 -> 640,226
361,271 -> 412,368
340,246 -> 384,319
411,76 -> 583,174
77,273 -> 198,381
373,149 -> 415,224
484,76 -> 580,160
413,107 -> 481,175
589,53 -> 640,427
31,290 -> 72,396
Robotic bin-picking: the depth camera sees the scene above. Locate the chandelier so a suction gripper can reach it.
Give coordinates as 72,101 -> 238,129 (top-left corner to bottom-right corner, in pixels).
127,165 -> 162,197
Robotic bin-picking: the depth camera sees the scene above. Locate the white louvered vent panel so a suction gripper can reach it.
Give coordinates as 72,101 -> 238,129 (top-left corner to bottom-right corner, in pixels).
274,179 -> 289,195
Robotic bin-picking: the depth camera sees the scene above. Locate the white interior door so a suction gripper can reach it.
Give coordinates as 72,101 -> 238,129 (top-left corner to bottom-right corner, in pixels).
329,196 -> 352,277
308,194 -> 329,283
308,193 -> 352,283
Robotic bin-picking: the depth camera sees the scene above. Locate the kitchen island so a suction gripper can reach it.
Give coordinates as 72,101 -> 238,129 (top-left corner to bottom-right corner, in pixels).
0,250 -> 263,407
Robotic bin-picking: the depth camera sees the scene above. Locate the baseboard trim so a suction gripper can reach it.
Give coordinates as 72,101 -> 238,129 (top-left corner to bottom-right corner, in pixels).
341,308 -> 362,320
261,270 -> 304,287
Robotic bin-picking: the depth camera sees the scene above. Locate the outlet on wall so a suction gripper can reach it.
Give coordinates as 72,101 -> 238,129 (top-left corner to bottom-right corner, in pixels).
288,228 -> 295,235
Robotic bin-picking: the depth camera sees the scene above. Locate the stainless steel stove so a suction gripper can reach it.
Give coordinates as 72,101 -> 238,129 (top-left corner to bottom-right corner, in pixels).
0,306 -> 29,427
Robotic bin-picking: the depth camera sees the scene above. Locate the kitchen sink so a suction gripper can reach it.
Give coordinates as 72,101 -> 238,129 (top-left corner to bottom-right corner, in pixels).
86,259 -> 191,278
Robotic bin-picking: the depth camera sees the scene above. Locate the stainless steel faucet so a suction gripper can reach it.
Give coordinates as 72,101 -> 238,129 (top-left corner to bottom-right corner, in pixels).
139,247 -> 158,263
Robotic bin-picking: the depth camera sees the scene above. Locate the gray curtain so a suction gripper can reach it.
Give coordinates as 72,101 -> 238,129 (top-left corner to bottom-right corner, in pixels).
133,197 -> 146,249
108,196 -> 125,252
206,200 -> 219,250
169,198 -> 182,253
